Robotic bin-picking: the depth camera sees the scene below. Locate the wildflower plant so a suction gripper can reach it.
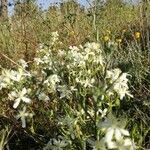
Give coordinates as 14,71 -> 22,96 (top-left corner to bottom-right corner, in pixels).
0,32 -> 135,149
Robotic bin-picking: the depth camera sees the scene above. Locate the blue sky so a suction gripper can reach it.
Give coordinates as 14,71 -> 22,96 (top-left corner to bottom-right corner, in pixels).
8,0 -> 88,15
36,0 -> 140,10
8,0 -> 140,15
37,0 -> 88,9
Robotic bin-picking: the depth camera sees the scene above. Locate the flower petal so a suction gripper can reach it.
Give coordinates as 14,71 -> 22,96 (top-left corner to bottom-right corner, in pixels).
115,128 -> 122,141
107,141 -> 117,149
21,117 -> 26,128
22,97 -> 31,103
105,128 -> 114,142
22,88 -> 27,95
13,98 -> 21,109
120,129 -> 130,136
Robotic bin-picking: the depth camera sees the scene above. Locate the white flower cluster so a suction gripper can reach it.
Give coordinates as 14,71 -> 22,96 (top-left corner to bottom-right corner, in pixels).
18,59 -> 28,69
0,32 -> 134,133
51,31 -> 59,45
68,42 -> 103,68
44,136 -> 68,150
44,74 -> 60,92
95,115 -> 136,150
106,68 -> 133,99
104,126 -> 135,149
34,40 -> 133,99
76,77 -> 95,88
0,68 -> 30,89
34,48 -> 53,69
34,42 -> 104,90
67,46 -> 85,68
0,65 -> 33,128
87,108 -> 107,119
93,127 -> 135,150
34,32 -> 60,69
66,42 -> 104,88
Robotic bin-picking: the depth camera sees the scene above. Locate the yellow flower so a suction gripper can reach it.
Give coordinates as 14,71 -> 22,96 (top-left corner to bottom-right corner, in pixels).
122,29 -> 126,33
116,38 -> 122,43
135,32 -> 140,39
104,36 -> 109,42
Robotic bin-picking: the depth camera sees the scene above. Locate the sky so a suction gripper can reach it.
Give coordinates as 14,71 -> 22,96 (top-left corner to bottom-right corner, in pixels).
36,0 -> 141,10
7,0 -> 88,15
37,0 -> 88,9
7,0 -> 140,15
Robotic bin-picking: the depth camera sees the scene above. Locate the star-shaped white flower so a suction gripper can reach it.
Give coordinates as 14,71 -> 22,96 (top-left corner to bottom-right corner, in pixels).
16,107 -> 33,128
9,88 -> 31,109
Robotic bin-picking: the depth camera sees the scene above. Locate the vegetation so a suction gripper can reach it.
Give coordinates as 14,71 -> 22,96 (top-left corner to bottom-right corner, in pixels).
0,0 -> 149,149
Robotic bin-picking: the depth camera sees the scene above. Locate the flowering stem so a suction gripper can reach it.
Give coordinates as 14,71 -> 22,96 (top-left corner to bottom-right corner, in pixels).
94,95 -> 98,139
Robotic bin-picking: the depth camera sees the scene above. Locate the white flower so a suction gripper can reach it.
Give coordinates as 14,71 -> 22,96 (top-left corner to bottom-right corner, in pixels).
9,88 -> 31,109
38,92 -> 50,101
16,107 -> 33,128
0,68 -> 30,87
113,75 -> 133,99
11,68 -> 30,82
87,108 -> 107,119
107,138 -> 135,150
84,51 -> 95,61
44,74 -> 60,91
68,49 -> 84,63
105,127 -> 130,143
104,127 -> 133,149
57,49 -> 66,57
34,58 -> 44,65
106,68 -> 133,99
43,55 -> 52,64
0,76 -> 8,89
98,108 -> 107,118
18,59 -> 28,69
39,43 -> 44,49
44,138 -> 68,150
98,115 -> 135,149
114,84 -> 133,99
106,68 -> 122,83
84,78 -> 95,88
68,46 -> 85,68
1,69 -> 12,85
51,31 -> 59,39
120,129 -> 130,136
69,46 -> 80,51
67,42 -> 104,69
85,42 -> 100,51
107,141 -> 117,149
76,77 -> 95,88
105,127 -> 115,142
51,31 -> 59,44
57,85 -> 72,99
10,70 -> 22,82
53,139 -> 68,149
0,69 -> 25,88
93,55 -> 103,66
